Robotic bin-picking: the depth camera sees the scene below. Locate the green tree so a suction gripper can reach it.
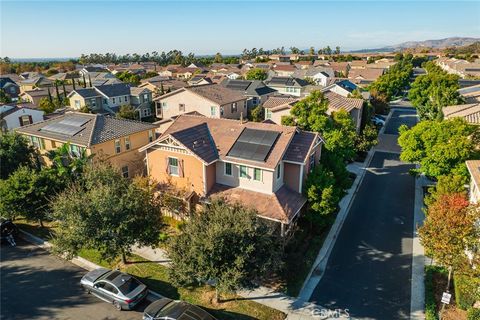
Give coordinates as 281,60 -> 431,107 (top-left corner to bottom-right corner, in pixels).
309,47 -> 315,56
290,91 -> 329,132
424,174 -> 467,208
355,124 -> 378,153
398,118 -> 480,179
46,142 -> 91,182
250,105 -> 264,122
116,104 -> 138,120
0,132 -> 37,179
214,52 -> 223,63
281,115 -> 296,126
0,89 -> 11,103
369,59 -> 413,100
50,163 -> 162,263
245,68 -> 268,81
38,97 -> 56,114
167,199 -> 281,301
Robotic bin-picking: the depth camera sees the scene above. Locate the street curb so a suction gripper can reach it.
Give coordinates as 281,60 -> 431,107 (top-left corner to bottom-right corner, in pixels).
18,229 -> 162,302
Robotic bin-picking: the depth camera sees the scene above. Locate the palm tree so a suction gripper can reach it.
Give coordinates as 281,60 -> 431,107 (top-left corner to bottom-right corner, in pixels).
47,142 -> 92,181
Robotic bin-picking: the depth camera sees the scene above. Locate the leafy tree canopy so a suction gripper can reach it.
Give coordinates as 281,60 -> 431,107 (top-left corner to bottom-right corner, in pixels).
245,68 -> 268,81
117,104 -> 138,120
398,118 -> 480,179
0,132 -> 37,179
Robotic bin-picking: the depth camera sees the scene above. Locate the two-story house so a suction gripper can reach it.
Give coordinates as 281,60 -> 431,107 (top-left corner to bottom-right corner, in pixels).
265,77 -> 309,97
16,112 -> 157,177
154,84 -> 247,121
68,83 -> 153,120
139,114 -> 323,235
0,104 -> 44,132
221,79 -> 277,109
0,77 -> 20,101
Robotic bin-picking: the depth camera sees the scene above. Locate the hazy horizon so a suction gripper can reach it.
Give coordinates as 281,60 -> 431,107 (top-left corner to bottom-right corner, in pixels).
1,1 -> 479,59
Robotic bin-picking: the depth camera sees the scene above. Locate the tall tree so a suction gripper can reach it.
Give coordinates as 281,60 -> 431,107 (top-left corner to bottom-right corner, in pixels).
50,163 -> 162,263
116,104 -> 138,120
245,68 -> 268,81
0,132 -> 37,179
167,199 -> 281,301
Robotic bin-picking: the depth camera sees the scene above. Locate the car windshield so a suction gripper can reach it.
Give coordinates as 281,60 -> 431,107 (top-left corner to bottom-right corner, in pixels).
157,301 -> 180,317
117,277 -> 141,294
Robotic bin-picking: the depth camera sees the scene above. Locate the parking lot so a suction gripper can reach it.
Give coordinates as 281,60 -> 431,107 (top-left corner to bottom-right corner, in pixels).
1,239 -> 151,320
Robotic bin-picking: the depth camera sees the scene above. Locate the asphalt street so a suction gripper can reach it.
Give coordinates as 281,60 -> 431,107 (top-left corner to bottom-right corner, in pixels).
1,239 -> 150,320
383,109 -> 417,135
309,110 -> 417,319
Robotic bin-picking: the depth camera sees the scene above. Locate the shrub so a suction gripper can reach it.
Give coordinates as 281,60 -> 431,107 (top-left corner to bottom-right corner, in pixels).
425,265 -> 443,320
454,274 -> 480,310
467,307 -> 480,320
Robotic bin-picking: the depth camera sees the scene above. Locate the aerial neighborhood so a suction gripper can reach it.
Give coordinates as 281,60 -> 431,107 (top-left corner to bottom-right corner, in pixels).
1,5 -> 480,317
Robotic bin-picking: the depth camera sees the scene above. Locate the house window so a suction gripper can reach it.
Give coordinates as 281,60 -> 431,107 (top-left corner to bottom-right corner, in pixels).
309,153 -> 315,172
51,141 -> 57,148
124,96 -> 128,102
10,87 -> 15,93
30,136 -> 45,150
210,106 -> 216,116
253,168 -> 262,181
220,106 -> 224,116
148,130 -> 154,142
239,165 -> 248,178
265,109 -> 272,120
143,94 -> 148,101
161,102 -> 167,109
75,100 -> 81,108
103,98 -> 108,104
112,97 -> 116,104
276,164 -> 281,180
19,115 -> 32,126
114,139 -> 121,154
125,137 -> 131,151
90,98 -> 96,107
231,102 -> 237,113
224,162 -> 232,176
142,108 -> 150,117
168,157 -> 179,176
179,104 -> 185,112
121,166 -> 129,178
70,144 -> 83,157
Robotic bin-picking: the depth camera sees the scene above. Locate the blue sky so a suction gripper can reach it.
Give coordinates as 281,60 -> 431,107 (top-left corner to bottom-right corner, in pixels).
1,1 -> 479,58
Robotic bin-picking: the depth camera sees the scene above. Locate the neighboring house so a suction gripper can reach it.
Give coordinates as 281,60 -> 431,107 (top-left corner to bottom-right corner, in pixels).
68,83 -> 153,119
265,77 -> 309,97
16,112 -> 157,177
187,75 -> 213,86
79,66 -> 109,77
347,68 -> 384,86
20,86 -> 73,107
293,66 -> 335,86
0,104 -> 44,132
139,77 -> 187,97
273,64 -> 297,77
175,67 -> 200,79
466,160 -> 480,204
442,103 -> 480,125
154,84 -> 247,120
263,91 -> 364,132
263,96 -> 300,124
314,61 -> 350,77
322,79 -> 370,99
0,77 -> 20,101
459,84 -> 480,103
221,79 -> 277,109
139,114 -> 323,235
19,76 -> 53,93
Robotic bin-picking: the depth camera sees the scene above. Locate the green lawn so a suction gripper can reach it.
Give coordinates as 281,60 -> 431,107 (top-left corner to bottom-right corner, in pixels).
16,220 -> 286,320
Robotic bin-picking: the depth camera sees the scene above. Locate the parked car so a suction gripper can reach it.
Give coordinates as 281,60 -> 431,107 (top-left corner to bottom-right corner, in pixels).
143,298 -> 217,320
80,268 -> 148,310
371,115 -> 385,126
0,218 -> 18,246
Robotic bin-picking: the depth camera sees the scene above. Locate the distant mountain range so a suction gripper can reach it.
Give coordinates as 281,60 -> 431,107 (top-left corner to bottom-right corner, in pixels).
351,37 -> 480,53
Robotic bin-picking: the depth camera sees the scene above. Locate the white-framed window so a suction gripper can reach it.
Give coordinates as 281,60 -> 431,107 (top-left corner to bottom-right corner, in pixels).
224,162 -> 232,176
253,168 -> 262,181
112,97 -> 116,104
124,137 -> 131,151
114,139 -> 121,154
220,106 -> 224,116
265,109 -> 272,120
210,106 -> 216,116
239,165 -> 248,178
168,157 -> 179,176
231,102 -> 237,113
75,100 -> 81,108
309,153 -> 315,172
179,104 -> 185,112
121,165 -> 129,178
143,93 -> 148,101
19,115 -> 31,126
148,130 -> 154,142
276,164 -> 281,180
30,136 -> 45,150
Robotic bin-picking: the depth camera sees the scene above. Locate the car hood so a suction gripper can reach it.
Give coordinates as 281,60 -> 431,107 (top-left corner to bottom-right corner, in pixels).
144,298 -> 173,317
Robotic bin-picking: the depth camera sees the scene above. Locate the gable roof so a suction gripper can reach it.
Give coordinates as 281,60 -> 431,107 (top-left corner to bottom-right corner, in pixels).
283,130 -> 318,163
443,103 -> 480,124
169,123 -> 218,163
263,96 -> 300,111
16,112 -> 156,147
70,88 -> 100,99
266,77 -> 308,88
324,91 -> 364,112
155,84 -> 246,105
222,79 -> 276,97
95,83 -> 131,97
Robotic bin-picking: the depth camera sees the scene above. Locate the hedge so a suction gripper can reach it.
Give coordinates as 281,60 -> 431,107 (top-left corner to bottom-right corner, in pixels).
467,307 -> 480,320
425,265 -> 446,320
454,274 -> 480,310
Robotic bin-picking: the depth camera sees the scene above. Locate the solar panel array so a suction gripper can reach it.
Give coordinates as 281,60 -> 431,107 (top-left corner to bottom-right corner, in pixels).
227,128 -> 279,162
40,117 -> 89,137
226,80 -> 251,91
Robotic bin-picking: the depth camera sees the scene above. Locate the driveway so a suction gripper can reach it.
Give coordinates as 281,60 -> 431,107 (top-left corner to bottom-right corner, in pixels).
1,239 -> 150,320
309,110 -> 417,319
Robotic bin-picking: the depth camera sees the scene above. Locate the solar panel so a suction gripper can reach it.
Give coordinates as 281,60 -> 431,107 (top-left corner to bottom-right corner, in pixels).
41,123 -> 83,136
59,117 -> 90,127
227,128 -> 280,162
